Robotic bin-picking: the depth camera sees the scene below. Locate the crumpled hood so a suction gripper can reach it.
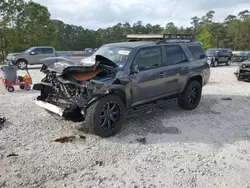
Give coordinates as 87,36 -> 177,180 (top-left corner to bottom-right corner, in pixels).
40,55 -> 117,74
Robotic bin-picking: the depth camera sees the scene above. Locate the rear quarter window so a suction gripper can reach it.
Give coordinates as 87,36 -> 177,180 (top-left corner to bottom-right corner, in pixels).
187,44 -> 205,60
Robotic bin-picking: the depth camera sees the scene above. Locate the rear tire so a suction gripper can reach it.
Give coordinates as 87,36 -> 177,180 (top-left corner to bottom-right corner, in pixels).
83,94 -> 126,137
213,60 -> 218,67
178,80 -> 202,110
226,59 -> 231,66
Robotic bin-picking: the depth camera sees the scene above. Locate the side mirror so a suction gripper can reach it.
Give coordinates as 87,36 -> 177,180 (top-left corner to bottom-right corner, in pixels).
131,64 -> 139,74
30,51 -> 35,55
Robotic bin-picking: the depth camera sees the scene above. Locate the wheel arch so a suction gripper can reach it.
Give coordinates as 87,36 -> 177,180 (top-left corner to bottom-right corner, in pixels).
109,86 -> 131,110
86,84 -> 132,110
16,58 -> 28,63
181,75 -> 203,93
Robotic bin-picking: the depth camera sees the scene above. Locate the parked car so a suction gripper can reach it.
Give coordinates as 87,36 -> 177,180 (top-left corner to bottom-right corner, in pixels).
33,34 -> 210,137
206,48 -> 232,67
6,46 -> 85,70
233,51 -> 250,62
6,46 -> 57,70
235,60 -> 250,81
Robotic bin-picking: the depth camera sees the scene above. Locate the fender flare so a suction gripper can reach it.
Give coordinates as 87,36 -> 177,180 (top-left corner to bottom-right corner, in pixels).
180,74 -> 203,93
86,82 -> 132,110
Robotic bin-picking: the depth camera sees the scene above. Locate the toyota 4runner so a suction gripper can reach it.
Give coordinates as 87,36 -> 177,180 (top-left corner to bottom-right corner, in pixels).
33,34 -> 210,137
206,48 -> 232,67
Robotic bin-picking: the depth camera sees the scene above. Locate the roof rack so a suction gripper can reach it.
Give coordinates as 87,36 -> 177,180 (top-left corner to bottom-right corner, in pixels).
127,34 -> 196,43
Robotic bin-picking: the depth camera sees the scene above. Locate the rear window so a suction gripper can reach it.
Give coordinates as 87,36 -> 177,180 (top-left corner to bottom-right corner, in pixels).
164,45 -> 188,65
187,44 -> 205,60
43,48 -> 53,54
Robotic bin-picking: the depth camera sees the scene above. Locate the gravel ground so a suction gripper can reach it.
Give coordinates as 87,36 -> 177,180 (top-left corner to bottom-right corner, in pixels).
0,64 -> 250,188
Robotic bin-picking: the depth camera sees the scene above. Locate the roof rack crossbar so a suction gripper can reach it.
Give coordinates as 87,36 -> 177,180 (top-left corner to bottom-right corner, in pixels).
126,34 -> 196,43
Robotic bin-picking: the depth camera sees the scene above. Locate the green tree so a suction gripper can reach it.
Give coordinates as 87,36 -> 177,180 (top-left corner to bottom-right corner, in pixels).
238,10 -> 250,20
197,25 -> 215,49
224,15 -> 237,22
20,1 -> 56,47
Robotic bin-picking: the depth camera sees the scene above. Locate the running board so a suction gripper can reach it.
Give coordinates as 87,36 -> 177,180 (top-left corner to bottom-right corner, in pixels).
35,99 -> 64,116
128,98 -> 177,114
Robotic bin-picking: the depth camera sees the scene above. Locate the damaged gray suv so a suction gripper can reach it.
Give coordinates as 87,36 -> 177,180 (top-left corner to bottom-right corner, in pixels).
33,34 -> 210,137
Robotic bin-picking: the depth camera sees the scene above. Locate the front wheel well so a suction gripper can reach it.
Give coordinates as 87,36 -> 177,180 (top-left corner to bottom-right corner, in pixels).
111,89 -> 127,108
16,58 -> 28,63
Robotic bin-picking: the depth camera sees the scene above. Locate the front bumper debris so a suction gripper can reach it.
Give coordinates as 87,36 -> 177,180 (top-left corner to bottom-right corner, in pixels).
235,68 -> 250,81
35,99 -> 65,116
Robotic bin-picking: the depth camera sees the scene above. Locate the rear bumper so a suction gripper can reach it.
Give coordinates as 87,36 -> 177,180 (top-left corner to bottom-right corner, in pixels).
35,99 -> 65,116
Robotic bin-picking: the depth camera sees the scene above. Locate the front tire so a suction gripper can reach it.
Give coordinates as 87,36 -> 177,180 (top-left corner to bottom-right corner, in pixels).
84,94 -> 126,137
213,60 -> 218,67
17,60 -> 28,70
178,80 -> 202,110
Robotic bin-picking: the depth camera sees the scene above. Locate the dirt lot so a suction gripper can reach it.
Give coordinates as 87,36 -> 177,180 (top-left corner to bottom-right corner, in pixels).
0,64 -> 250,188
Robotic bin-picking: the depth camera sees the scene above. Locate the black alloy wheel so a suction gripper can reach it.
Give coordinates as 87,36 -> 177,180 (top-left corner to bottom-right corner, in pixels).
178,80 -> 202,110
188,86 -> 199,104
100,101 -> 121,132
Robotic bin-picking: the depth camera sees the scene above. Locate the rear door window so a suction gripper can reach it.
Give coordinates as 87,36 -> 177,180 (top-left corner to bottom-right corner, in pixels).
187,44 -> 205,60
164,45 -> 188,65
43,48 -> 54,54
133,46 -> 162,71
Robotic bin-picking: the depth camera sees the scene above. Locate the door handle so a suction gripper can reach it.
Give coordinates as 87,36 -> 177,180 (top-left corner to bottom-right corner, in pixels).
182,67 -> 190,72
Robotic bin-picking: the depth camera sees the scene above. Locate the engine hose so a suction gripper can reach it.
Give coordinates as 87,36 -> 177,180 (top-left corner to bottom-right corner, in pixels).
0,117 -> 6,124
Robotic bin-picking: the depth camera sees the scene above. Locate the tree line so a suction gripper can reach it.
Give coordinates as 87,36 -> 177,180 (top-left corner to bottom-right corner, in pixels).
1,0 -> 250,61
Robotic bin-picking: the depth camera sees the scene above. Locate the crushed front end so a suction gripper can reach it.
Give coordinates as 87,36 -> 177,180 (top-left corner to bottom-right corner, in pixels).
235,62 -> 250,81
33,73 -> 89,121
33,56 -> 117,121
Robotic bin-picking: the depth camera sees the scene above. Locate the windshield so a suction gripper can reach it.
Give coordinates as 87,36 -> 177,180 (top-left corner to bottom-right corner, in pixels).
23,47 -> 33,54
81,45 -> 132,68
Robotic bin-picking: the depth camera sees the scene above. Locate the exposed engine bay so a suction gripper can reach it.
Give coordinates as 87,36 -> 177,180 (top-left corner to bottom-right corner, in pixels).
33,55 -> 120,121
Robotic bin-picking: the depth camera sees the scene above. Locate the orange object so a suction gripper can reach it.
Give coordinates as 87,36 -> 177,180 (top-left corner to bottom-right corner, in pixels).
1,78 -> 7,86
71,67 -> 106,81
23,74 -> 32,85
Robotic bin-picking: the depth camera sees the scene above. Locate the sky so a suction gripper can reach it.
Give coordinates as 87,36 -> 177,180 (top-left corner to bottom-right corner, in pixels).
35,0 -> 250,29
